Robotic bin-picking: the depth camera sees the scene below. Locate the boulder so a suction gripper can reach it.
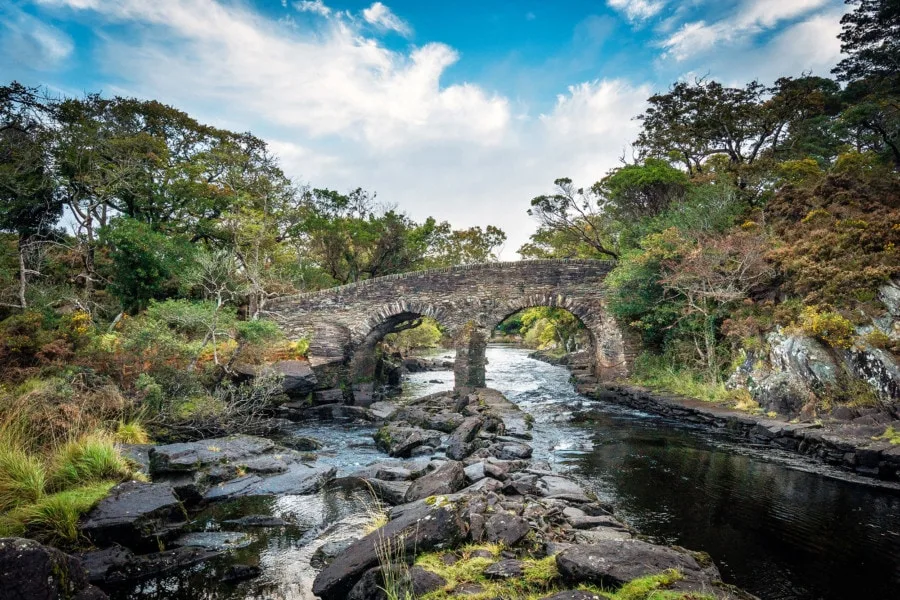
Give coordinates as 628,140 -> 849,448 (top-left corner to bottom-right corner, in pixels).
493,441 -> 533,460
80,481 -> 184,550
537,475 -> 591,503
404,461 -> 466,502
464,462 -> 486,483
81,546 -> 221,584
347,565 -> 446,600
446,416 -> 483,460
0,537 -> 107,600
234,359 -> 317,397
312,500 -> 466,600
149,435 -> 275,474
556,540 -> 717,588
375,426 -> 442,458
484,513 -> 530,546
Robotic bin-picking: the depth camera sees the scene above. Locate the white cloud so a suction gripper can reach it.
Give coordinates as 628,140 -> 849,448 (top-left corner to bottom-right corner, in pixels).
660,0 -> 832,61
0,7 -> 73,70
293,1 -> 330,17
607,0 -> 667,22
362,2 -> 411,37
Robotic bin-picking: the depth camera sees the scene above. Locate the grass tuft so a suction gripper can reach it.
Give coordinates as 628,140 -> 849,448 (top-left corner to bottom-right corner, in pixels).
49,432 -> 133,491
114,420 -> 150,444
0,481 -> 115,547
873,425 -> 900,445
0,436 -> 47,512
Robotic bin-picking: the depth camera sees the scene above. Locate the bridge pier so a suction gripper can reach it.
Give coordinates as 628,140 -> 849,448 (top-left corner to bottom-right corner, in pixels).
452,323 -> 488,393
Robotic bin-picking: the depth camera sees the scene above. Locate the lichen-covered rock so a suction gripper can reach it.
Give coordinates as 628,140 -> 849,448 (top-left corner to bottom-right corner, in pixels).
0,537 -> 107,600
149,435 -> 275,474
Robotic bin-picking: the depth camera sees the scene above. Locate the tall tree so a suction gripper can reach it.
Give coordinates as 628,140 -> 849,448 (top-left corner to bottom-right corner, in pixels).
0,83 -> 62,309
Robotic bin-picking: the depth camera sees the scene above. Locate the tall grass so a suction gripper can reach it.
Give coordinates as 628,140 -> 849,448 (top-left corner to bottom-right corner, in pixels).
114,420 -> 150,444
49,432 -> 133,491
0,432 -> 47,511
629,353 -> 734,403
0,482 -> 115,546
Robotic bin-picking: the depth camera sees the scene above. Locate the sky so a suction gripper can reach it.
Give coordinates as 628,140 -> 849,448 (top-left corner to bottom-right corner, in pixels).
1,0 -> 848,258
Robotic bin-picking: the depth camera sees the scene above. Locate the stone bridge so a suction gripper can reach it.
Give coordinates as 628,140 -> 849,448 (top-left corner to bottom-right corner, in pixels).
263,259 -> 638,399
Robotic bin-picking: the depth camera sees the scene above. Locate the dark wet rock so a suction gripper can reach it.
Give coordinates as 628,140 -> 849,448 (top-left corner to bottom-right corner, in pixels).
0,537 -> 107,600
92,546 -> 221,584
404,460 -> 466,502
348,477 -> 411,505
80,481 -> 185,550
447,416 -> 483,460
493,441 -> 533,460
149,435 -> 275,474
285,403 -> 376,421
117,444 -> 152,475
204,464 -> 336,501
311,536 -> 361,569
156,471 -> 206,506
172,531 -> 252,551
223,514 -> 288,527
556,540 -> 717,588
347,565 -> 446,600
77,544 -> 134,584
375,425 -> 443,458
312,500 -> 466,600
483,558 -> 525,579
222,564 -> 262,583
484,513 -> 530,546
279,436 -> 323,451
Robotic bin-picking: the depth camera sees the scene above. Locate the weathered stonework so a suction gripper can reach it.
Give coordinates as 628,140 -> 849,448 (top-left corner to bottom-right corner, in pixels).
263,259 -> 637,397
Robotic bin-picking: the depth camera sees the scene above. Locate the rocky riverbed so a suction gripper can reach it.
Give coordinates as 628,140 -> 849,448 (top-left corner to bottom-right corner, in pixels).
0,385 -> 755,600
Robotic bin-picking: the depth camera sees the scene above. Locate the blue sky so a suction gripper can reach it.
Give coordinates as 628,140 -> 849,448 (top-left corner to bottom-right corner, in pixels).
2,0 -> 847,257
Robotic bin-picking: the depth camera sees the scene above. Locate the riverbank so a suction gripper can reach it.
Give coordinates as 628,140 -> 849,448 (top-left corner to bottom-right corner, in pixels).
527,350 -> 900,484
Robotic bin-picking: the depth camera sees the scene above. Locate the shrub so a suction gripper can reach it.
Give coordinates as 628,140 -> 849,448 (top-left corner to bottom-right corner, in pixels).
798,307 -> 856,348
49,432 -> 133,491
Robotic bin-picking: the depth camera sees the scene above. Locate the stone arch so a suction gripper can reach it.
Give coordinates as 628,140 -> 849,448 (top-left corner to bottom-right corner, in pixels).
348,301 -> 449,382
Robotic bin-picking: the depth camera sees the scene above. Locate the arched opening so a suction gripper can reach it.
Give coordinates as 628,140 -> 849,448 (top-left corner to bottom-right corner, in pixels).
492,306 -> 597,374
349,310 -> 451,400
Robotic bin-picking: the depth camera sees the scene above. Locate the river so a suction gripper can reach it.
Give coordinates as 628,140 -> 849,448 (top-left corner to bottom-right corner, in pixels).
114,345 -> 900,600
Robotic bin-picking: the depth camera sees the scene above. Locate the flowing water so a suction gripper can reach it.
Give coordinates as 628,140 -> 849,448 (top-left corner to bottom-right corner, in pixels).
113,345 -> 900,600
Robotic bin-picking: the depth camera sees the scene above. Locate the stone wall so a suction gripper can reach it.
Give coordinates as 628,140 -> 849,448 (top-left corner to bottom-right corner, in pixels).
263,259 -> 637,396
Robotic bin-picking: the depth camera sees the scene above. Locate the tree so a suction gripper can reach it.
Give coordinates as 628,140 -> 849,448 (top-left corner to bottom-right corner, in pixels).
426,223 -> 506,267
0,83 -> 62,309
527,178 -> 619,259
291,187 -> 438,284
658,230 -> 772,381
595,159 -> 689,222
833,0 -> 900,85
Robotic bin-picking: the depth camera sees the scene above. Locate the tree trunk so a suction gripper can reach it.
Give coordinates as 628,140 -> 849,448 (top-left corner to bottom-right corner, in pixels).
17,235 -> 27,309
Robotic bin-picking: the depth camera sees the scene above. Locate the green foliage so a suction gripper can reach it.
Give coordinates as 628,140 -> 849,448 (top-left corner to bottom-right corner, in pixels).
384,318 -> 443,354
114,420 -> 150,444
101,218 -> 195,311
629,353 -> 737,404
873,425 -> 900,445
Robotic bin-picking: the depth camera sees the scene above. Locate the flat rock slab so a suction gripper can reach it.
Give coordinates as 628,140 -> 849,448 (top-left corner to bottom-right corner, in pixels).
90,546 -> 222,584
81,481 -> 184,549
404,460 -> 466,502
204,464 -> 336,501
474,388 -> 532,440
223,515 -> 289,527
537,475 -> 591,503
484,513 -> 530,546
173,531 -> 252,551
556,540 -> 715,588
150,435 -> 275,473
